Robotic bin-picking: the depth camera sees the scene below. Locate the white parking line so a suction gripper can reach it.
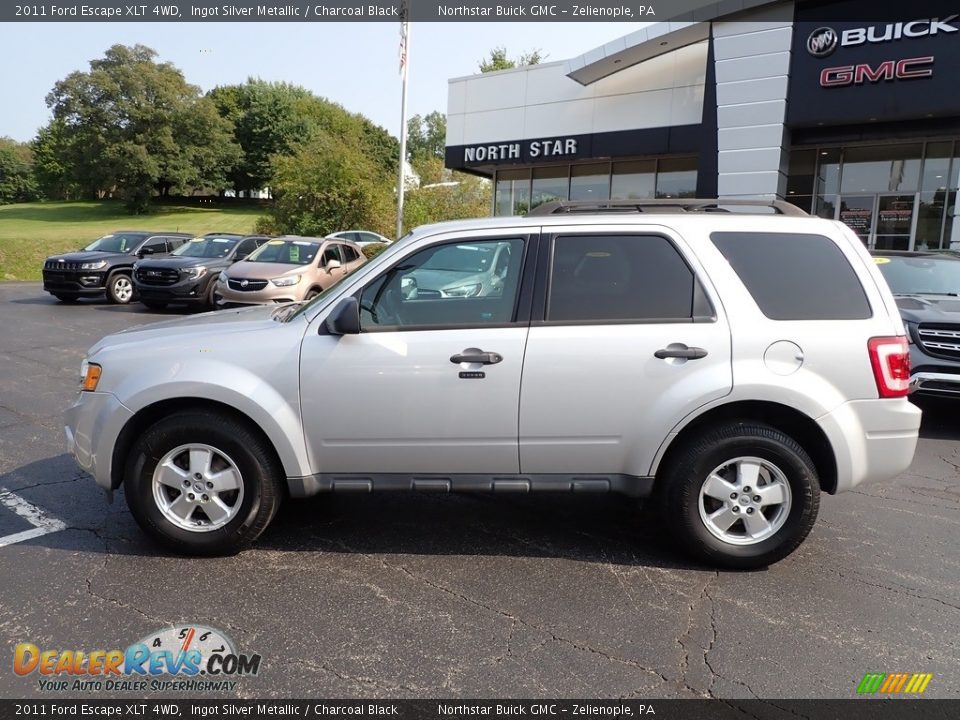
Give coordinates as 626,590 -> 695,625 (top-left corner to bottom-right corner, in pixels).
0,487 -> 67,548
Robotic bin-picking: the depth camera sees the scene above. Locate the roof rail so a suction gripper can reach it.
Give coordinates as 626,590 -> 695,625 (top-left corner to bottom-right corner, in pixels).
526,199 -> 810,217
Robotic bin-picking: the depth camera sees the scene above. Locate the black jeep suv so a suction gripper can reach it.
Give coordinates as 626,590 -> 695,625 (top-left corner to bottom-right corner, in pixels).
133,234 -> 270,310
42,231 -> 192,304
872,250 -> 960,397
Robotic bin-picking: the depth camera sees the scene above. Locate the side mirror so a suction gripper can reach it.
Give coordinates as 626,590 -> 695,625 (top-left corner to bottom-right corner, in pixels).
326,259 -> 342,272
324,296 -> 360,336
138,246 -> 156,257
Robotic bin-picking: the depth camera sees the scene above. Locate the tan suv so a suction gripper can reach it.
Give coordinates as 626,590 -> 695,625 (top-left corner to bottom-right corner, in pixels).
216,236 -> 365,306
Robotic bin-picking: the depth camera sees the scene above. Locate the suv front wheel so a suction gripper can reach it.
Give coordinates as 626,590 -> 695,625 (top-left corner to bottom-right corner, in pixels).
124,410 -> 283,555
107,273 -> 135,304
659,421 -> 820,569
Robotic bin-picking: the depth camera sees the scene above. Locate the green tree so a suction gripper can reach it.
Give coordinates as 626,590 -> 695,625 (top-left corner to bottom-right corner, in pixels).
45,44 -> 239,212
257,130 -> 394,237
407,111 -> 446,164
31,121 -> 78,200
479,46 -> 545,73
0,137 -> 40,204
209,80 -> 399,193
403,166 -> 492,233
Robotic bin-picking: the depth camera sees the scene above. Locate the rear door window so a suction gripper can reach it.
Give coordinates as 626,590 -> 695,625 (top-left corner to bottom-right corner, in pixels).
710,232 -> 871,320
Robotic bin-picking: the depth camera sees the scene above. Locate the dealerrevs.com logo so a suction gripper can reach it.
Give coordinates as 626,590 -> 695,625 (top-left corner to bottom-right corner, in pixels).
13,625 -> 261,693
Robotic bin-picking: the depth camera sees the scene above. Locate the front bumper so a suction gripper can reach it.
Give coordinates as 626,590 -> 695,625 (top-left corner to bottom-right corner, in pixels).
134,275 -> 214,304
816,398 -> 921,494
43,270 -> 107,296
217,283 -> 296,306
64,391 -> 134,492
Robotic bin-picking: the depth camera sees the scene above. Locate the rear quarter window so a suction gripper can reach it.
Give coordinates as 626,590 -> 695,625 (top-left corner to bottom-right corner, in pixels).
710,232 -> 872,320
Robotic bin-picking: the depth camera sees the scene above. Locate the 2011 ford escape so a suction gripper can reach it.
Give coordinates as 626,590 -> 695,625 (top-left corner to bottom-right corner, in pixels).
65,200 -> 922,568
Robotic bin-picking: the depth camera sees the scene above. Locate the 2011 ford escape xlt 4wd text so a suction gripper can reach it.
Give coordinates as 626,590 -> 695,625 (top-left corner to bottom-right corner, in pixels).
65,200 -> 922,568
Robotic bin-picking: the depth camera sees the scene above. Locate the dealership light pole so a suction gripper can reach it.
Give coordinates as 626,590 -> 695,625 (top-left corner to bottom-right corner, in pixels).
396,4 -> 411,240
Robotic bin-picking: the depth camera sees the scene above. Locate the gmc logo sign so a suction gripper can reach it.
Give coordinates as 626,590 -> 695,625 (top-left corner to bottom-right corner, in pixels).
820,56 -> 935,87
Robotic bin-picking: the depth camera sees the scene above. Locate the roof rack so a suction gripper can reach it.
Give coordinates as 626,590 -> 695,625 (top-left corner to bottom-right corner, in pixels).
526,199 -> 810,217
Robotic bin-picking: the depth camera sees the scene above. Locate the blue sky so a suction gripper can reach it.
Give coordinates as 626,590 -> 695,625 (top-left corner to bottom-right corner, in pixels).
0,22 -> 633,142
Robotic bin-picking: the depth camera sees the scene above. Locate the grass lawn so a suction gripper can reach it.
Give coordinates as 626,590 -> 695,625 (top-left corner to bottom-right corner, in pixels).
0,201 -> 265,281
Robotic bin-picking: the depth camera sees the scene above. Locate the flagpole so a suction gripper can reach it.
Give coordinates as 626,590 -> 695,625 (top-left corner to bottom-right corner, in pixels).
396,7 -> 411,240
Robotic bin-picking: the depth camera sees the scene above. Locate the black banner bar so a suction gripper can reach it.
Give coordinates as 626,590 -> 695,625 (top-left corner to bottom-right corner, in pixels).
0,700 -> 958,720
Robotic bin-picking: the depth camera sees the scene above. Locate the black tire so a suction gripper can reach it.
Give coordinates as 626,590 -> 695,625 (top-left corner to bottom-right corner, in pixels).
207,278 -> 221,309
124,410 -> 284,556
106,273 -> 135,304
141,300 -> 167,310
53,294 -> 79,303
657,421 -> 820,570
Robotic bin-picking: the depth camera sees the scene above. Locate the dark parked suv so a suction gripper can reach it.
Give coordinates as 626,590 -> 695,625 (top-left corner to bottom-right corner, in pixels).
42,231 -> 192,304
133,234 -> 270,310
872,250 -> 960,397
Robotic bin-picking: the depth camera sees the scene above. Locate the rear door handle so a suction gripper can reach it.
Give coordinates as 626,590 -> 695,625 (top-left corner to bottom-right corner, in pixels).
654,346 -> 708,360
450,348 -> 503,365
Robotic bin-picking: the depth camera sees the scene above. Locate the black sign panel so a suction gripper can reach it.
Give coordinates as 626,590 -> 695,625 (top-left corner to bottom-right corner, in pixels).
788,0 -> 960,127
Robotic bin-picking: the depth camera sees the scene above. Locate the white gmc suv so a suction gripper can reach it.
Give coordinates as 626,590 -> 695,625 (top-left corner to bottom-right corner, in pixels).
65,200 -> 921,568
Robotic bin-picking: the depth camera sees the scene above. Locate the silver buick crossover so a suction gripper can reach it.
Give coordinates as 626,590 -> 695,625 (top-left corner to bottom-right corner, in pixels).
65,200 -> 921,568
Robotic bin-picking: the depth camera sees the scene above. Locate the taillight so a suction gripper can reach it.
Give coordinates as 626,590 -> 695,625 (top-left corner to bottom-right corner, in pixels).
867,336 -> 910,398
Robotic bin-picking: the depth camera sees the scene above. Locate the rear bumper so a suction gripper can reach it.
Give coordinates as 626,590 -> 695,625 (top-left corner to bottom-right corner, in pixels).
817,398 -> 921,493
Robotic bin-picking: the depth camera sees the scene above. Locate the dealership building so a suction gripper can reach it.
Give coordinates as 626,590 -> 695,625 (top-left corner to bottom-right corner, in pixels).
444,0 -> 960,250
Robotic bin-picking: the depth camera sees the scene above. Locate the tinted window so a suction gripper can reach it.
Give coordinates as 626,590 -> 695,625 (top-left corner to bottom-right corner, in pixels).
142,238 -> 168,253
233,238 -> 259,257
360,238 -> 525,330
341,245 -> 360,262
322,245 -> 342,266
711,232 -> 871,320
548,235 -> 694,322
167,237 -> 188,250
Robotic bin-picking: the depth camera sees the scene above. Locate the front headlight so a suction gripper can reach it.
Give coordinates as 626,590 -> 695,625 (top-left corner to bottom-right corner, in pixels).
271,274 -> 301,287
182,266 -> 207,279
80,260 -> 107,270
443,283 -> 482,298
80,360 -> 101,392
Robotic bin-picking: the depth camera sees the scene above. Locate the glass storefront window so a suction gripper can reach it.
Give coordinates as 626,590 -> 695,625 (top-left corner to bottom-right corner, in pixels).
494,169 -> 530,216
839,144 -> 921,193
916,191 -> 947,250
570,163 -> 610,200
921,142 -> 952,194
787,150 -> 816,197
816,148 -> 841,196
611,160 -> 656,199
530,167 -> 568,210
656,158 -> 697,198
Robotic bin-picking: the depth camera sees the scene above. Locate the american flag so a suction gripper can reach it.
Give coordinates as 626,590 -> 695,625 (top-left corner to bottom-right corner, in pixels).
399,2 -> 409,77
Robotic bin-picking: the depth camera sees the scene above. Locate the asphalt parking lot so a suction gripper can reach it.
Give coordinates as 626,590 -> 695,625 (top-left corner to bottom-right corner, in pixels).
0,280 -> 958,700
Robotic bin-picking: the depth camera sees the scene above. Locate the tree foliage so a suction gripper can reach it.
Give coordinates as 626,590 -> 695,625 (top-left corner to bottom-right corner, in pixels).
402,158 -> 492,233
0,137 -> 40,204
406,111 -> 446,164
42,44 -> 240,212
256,131 -> 394,238
479,46 -> 546,73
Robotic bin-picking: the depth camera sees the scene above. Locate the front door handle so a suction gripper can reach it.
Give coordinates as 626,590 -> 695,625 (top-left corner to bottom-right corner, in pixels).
654,345 -> 708,360
450,348 -> 503,365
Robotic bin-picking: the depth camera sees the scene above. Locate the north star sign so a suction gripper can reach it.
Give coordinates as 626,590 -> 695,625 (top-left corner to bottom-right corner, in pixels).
463,138 -> 578,163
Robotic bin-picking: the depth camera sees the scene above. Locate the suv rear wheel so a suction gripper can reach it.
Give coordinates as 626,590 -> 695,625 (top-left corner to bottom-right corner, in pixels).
124,411 -> 283,556
107,273 -> 135,304
658,421 -> 820,569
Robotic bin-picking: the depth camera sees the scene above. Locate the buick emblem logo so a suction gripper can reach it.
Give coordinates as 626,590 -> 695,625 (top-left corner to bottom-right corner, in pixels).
807,27 -> 838,57
240,279 -> 249,287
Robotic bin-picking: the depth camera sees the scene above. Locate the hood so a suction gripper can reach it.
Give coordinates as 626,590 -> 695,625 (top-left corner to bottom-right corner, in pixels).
46,251 -> 128,264
894,294 -> 960,324
136,255 -> 231,271
226,261 -> 306,279
87,305 -> 284,358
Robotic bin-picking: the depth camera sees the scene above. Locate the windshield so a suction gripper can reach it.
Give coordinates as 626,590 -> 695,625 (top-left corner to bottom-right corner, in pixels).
421,244 -> 496,273
875,256 -> 960,295
247,240 -> 319,265
173,237 -> 239,259
82,233 -> 145,253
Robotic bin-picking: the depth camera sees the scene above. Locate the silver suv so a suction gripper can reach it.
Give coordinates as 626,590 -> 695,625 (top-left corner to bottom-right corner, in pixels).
65,200 -> 921,568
